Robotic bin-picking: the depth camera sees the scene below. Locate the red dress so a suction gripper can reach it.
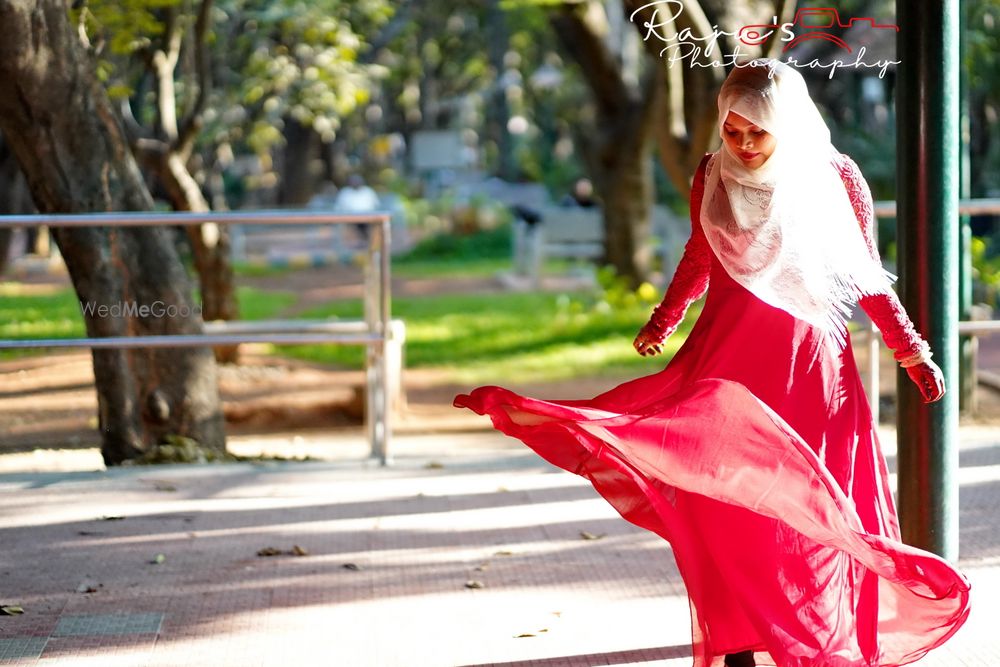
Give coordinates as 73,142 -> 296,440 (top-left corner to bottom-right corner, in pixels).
454,154 -> 970,667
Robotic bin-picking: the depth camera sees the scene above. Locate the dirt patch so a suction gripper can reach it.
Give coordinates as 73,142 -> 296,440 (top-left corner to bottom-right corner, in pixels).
0,350 -> 361,453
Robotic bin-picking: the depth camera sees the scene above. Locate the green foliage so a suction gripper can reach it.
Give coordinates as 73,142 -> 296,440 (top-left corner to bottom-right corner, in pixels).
971,236 -> 1000,307
73,0 -> 182,58
553,265 -> 662,322
593,265 -> 660,309
226,0 -> 387,150
76,0 -> 391,159
966,0 -> 1000,102
396,226 -> 513,264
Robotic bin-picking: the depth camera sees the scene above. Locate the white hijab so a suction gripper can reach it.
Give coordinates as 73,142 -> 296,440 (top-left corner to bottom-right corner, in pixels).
700,59 -> 894,348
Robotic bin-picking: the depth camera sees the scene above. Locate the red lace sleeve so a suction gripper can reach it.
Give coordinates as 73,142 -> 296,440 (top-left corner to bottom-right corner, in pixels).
835,153 -> 881,262
641,154 -> 714,341
835,154 -> 931,365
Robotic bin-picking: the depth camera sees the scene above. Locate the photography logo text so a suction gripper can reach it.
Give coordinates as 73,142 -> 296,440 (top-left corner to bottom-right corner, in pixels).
631,2 -> 901,78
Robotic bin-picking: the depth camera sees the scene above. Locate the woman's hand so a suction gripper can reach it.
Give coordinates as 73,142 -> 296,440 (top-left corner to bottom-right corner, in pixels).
633,323 -> 665,357
905,359 -> 946,403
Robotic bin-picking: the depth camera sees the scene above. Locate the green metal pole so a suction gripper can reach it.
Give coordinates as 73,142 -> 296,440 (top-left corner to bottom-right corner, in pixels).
896,0 -> 960,560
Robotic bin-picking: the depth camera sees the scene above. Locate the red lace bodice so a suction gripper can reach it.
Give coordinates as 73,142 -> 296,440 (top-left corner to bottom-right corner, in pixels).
641,152 -> 929,362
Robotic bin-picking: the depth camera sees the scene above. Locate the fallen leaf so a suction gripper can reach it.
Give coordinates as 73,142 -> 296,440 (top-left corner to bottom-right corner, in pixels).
77,531 -> 104,536
76,578 -> 101,594
514,633 -> 534,638
151,554 -> 166,565
100,516 -> 125,521
257,547 -> 283,557
464,580 -> 484,589
493,550 -> 514,557
579,531 -> 605,541
473,563 -> 490,572
291,545 -> 309,557
0,605 -> 24,615
496,486 -> 509,492
424,461 -> 444,469
342,563 -> 361,571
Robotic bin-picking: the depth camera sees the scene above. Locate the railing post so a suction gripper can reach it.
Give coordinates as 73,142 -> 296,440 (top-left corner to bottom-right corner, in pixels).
365,216 -> 392,465
1,210 -> 395,467
896,0 -> 961,560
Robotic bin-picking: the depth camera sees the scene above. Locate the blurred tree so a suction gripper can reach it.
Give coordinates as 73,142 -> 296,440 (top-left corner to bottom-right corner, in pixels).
208,0 -> 389,201
356,1 -> 495,181
966,0 -> 1000,200
0,132 -> 35,273
72,0 -> 389,361
77,0 -> 238,361
511,0 -> 792,286
0,0 -> 226,465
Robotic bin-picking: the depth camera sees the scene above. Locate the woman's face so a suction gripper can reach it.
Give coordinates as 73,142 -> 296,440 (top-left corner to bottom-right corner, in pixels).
722,111 -> 776,169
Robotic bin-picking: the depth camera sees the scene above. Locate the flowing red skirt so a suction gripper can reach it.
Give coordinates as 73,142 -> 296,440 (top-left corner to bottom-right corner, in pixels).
454,259 -> 970,667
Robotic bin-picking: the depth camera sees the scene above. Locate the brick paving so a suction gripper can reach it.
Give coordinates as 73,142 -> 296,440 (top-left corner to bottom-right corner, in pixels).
0,427 -> 998,666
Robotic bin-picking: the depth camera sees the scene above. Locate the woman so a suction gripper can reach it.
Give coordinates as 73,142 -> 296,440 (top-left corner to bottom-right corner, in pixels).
454,59 -> 969,667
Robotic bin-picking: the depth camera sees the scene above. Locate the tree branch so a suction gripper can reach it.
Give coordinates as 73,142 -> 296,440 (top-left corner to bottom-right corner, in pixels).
550,1 -> 630,118
152,5 -> 183,142
178,0 -> 213,157
361,0 -> 415,63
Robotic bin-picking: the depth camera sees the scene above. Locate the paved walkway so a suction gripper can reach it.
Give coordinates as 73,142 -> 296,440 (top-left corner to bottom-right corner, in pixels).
1,426 -> 998,667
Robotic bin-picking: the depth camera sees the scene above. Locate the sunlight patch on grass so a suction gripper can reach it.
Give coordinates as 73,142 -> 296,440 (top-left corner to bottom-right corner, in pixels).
0,275 -> 699,385
0,285 -> 297,359
278,292 -> 698,384
237,287 -> 297,321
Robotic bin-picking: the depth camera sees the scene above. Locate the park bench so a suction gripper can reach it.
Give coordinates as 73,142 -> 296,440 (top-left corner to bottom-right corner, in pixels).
510,204 -> 687,286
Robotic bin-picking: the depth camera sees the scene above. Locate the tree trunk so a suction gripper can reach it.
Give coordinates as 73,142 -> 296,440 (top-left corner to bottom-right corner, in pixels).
550,2 -> 659,286
597,122 -> 655,286
278,117 -> 321,206
0,0 -> 226,465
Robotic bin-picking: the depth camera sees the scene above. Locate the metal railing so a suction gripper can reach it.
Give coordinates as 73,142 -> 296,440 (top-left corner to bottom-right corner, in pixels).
0,210 -> 396,464
865,198 -> 1000,420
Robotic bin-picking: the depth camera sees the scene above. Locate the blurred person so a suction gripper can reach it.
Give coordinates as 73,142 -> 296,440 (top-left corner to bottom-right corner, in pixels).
560,177 -> 598,208
335,173 -> 381,244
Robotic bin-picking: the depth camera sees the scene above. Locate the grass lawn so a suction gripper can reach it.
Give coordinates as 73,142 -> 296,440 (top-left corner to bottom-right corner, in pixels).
0,248 -> 695,384
0,279 -> 693,384
0,284 -> 296,360
277,291 -> 696,384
